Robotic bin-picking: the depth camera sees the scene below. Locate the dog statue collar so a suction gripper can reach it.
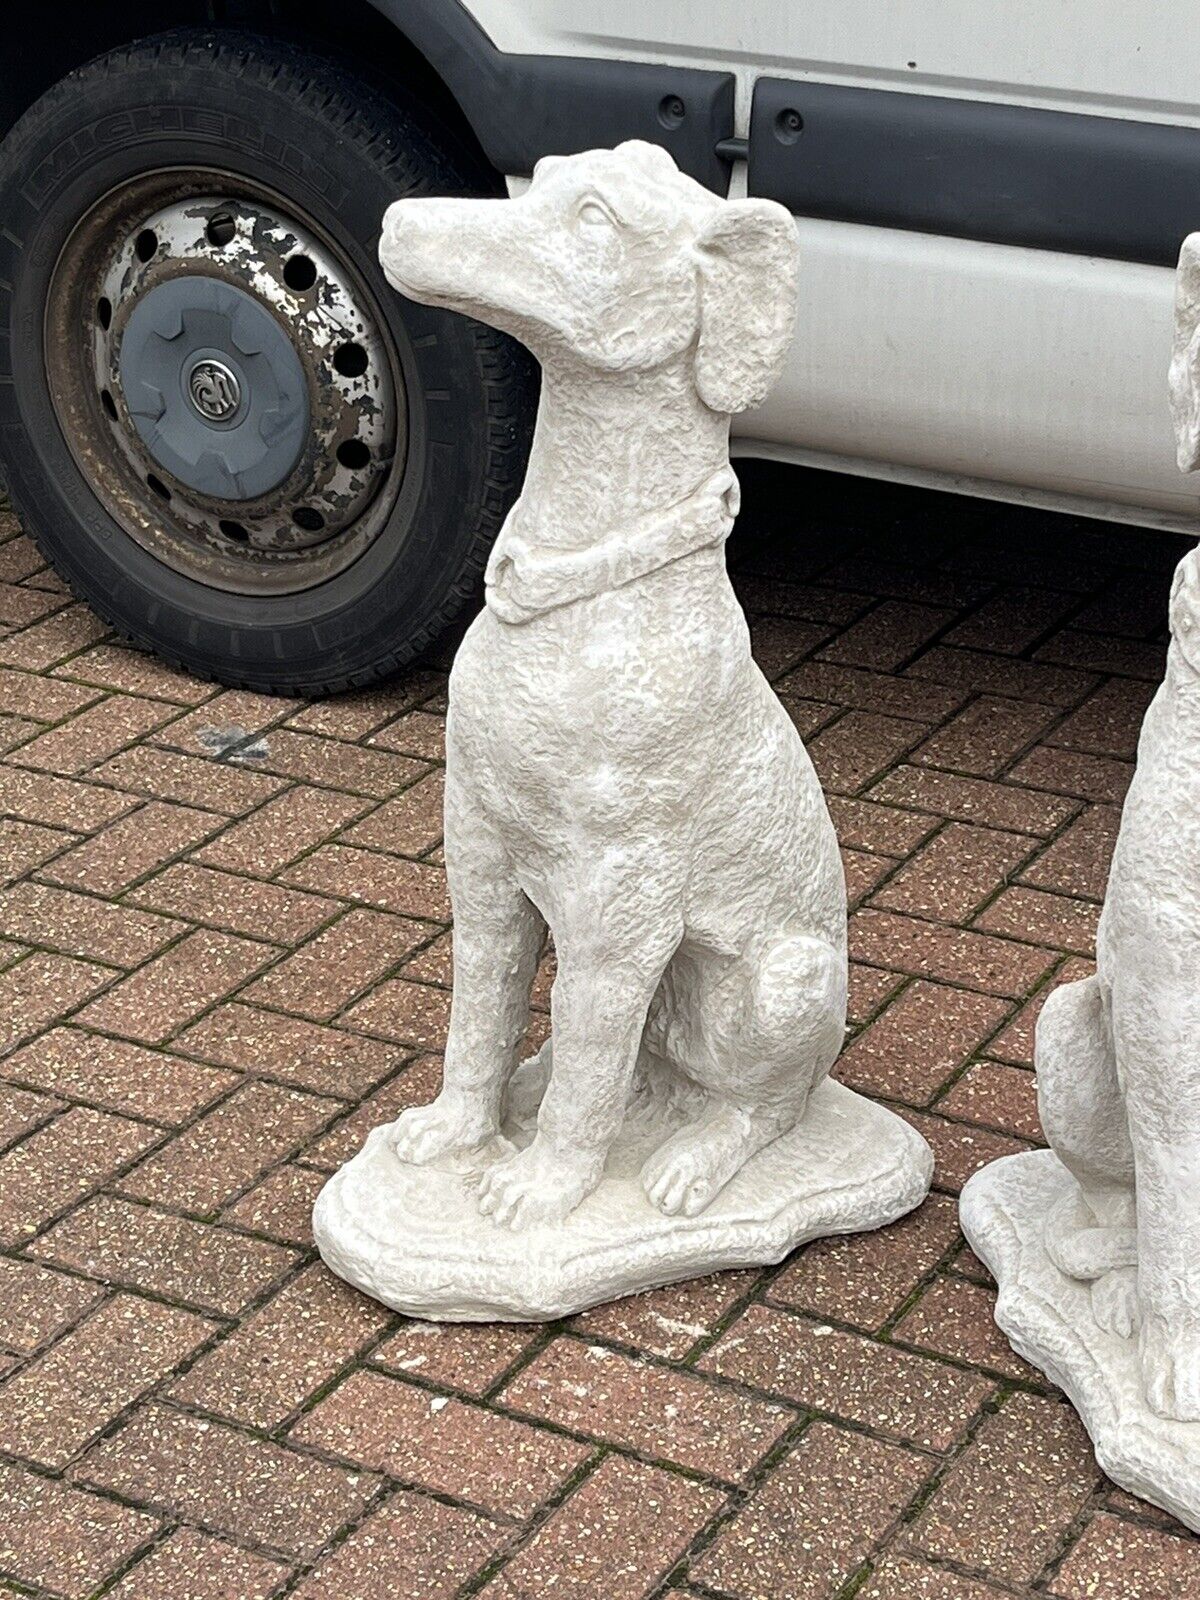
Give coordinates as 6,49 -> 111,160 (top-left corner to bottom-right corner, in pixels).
484,466 -> 741,625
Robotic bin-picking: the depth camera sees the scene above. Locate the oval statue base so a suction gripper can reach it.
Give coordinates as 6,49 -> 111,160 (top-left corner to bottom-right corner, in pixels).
313,1069 -> 932,1323
961,1149 -> 1200,1534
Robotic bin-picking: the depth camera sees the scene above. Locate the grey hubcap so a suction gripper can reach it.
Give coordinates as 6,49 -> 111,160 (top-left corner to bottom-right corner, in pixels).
121,276 -> 309,499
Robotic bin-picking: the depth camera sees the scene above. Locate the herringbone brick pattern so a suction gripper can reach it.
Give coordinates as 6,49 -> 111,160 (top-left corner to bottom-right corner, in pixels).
0,463 -> 1198,1597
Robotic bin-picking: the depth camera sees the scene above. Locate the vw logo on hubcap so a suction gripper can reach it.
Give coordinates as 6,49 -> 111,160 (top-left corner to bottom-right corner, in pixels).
187,358 -> 242,423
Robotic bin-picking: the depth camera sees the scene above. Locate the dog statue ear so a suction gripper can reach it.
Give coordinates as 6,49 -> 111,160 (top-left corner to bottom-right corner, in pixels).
694,200 -> 799,415
1171,233 -> 1200,473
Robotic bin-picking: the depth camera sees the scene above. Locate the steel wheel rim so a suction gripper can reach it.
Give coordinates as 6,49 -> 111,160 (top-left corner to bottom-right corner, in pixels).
45,169 -> 406,596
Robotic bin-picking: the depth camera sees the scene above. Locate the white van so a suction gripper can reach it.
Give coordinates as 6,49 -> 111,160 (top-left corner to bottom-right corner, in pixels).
0,3 -> 1191,690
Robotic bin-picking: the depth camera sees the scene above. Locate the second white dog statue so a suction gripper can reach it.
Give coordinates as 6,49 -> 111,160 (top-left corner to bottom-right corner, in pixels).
314,142 -> 931,1319
960,233 -> 1200,1531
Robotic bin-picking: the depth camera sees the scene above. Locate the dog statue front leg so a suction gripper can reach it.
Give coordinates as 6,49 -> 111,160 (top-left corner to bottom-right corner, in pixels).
477,925 -> 676,1230
390,818 -> 544,1166
1120,974 -> 1200,1421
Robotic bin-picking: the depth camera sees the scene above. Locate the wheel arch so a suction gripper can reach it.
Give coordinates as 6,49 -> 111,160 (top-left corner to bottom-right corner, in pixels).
0,2 -> 500,181
1,1 -> 736,193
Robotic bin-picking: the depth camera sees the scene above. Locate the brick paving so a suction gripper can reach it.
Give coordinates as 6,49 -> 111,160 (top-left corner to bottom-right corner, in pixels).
0,465 -> 1198,1597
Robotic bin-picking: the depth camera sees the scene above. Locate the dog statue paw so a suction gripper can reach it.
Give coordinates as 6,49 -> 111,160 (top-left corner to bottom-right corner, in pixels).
314,141 -> 931,1322
387,1092 -> 497,1166
477,1137 -> 597,1232
960,230 -> 1200,1533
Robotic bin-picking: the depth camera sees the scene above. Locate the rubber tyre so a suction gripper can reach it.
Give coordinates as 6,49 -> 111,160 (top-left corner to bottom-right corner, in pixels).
0,29 -> 534,693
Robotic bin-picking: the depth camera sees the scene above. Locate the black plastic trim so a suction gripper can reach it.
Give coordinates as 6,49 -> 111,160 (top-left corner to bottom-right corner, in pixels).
367,0 -> 735,191
749,76 -> 1200,266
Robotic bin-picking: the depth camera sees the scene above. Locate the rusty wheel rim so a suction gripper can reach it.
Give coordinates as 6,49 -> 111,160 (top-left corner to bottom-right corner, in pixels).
46,170 -> 406,595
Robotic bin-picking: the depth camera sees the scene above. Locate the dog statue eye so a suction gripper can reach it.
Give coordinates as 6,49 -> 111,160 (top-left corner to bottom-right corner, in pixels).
577,200 -> 614,229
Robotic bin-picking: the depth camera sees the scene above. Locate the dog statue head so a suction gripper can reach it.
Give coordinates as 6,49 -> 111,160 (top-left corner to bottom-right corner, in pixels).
380,141 -> 798,415
1168,234 -> 1200,677
1170,232 -> 1200,473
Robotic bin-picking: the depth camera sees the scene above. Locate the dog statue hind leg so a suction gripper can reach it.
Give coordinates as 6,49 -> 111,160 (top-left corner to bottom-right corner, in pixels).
1034,974 -> 1138,1337
641,931 -> 845,1218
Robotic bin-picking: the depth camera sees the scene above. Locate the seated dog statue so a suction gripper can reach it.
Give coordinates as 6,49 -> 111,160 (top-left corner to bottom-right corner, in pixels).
1034,543 -> 1200,1421
963,233 -> 1200,1468
1032,233 -> 1200,1421
376,141 -> 850,1230
312,142 -> 930,1320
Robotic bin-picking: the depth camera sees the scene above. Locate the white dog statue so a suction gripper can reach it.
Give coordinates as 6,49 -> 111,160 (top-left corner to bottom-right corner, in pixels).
314,142 -> 931,1320
960,233 -> 1200,1530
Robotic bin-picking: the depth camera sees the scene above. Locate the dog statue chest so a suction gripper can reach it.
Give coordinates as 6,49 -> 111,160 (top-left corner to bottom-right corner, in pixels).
447,564 -> 751,817
1099,675 -> 1200,961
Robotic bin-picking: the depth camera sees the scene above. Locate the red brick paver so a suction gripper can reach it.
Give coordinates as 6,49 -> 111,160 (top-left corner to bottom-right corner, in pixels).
105,1528 -> 291,1600
693,1419 -> 930,1600
0,466 -> 1192,1596
75,1403 -> 378,1559
289,1489 -> 504,1599
294,1367 -> 591,1517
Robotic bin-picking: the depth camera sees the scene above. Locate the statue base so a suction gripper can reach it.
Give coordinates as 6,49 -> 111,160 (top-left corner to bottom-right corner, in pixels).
961,1149 -> 1200,1533
313,1065 -> 932,1322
